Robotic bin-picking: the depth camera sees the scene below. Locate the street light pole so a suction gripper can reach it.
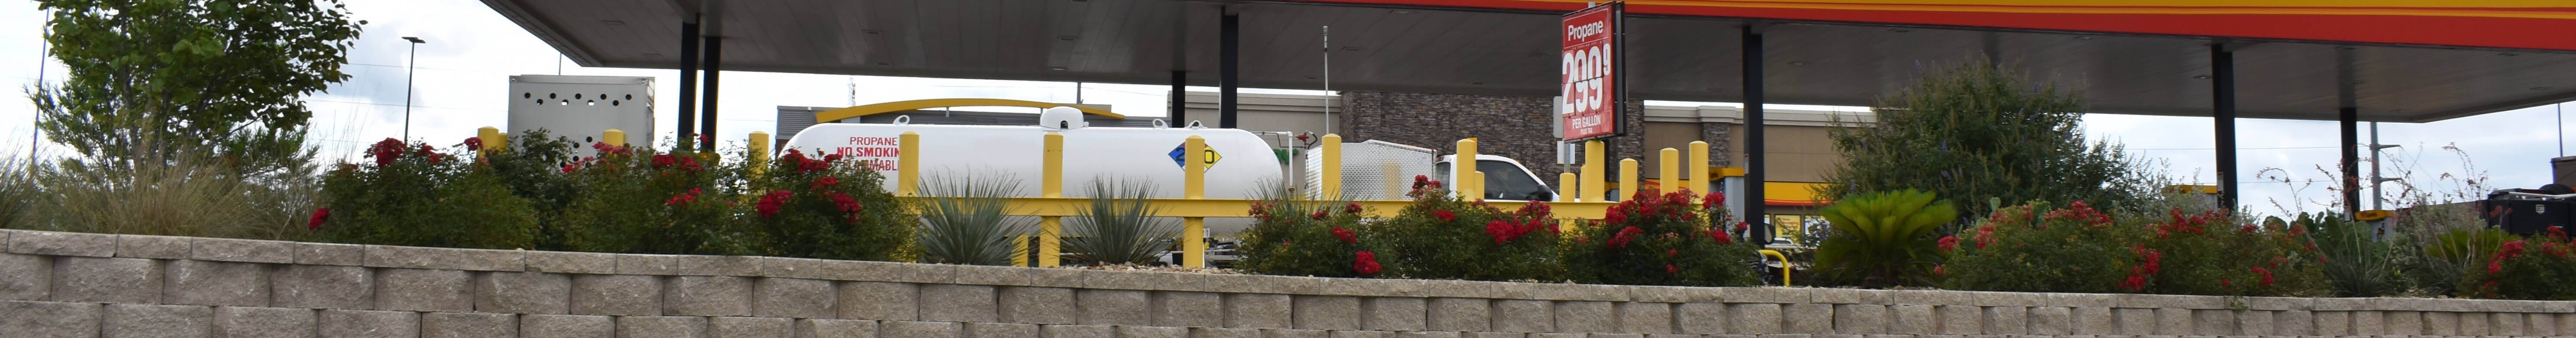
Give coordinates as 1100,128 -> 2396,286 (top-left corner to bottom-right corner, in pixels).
402,36 -> 426,142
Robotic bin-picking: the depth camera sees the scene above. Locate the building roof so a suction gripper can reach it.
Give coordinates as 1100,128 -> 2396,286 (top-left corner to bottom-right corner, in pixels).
480,0 -> 2576,122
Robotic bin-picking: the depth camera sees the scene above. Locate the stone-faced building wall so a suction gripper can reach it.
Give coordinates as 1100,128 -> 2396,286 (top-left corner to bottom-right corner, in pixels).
1337,91 -> 1646,179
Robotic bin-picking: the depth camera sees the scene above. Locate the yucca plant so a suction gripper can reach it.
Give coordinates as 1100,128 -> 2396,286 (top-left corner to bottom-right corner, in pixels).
2423,228 -> 2514,294
914,174 -> 1031,265
1812,189 -> 1958,287
2294,212 -> 2402,296
1062,177 -> 1178,265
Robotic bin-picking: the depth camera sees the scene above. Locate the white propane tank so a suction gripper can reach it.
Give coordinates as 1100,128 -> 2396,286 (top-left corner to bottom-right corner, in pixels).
781,108 -> 1285,234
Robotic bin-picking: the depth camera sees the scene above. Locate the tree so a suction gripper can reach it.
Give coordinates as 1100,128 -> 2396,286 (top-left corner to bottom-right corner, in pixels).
28,0 -> 364,173
1822,59 -> 2158,226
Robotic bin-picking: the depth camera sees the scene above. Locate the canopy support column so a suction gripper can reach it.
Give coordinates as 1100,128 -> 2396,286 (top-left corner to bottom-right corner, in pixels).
700,36 -> 722,152
2341,107 -> 2360,215
1742,26 -> 1769,241
1219,10 -> 1240,129
2212,43 -> 2240,211
677,17 -> 699,148
1172,71 -> 1188,124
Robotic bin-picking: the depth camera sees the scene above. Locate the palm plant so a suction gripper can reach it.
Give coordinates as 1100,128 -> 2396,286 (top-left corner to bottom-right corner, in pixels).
1062,177 -> 1178,265
913,174 -> 1031,265
1812,189 -> 1958,287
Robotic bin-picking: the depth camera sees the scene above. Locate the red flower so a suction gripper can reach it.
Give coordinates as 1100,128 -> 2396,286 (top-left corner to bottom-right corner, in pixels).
2251,266 -> 2274,286
1485,220 -> 1520,244
1704,192 -> 1726,207
1932,265 -> 1947,276
679,156 -> 703,172
415,145 -> 436,158
1734,221 -> 1750,232
367,138 -> 406,167
651,154 -> 676,168
824,154 -> 845,162
306,208 -> 330,230
560,163 -> 579,173
1311,210 -> 1329,220
1607,226 -> 1643,248
1665,264 -> 1679,274
813,176 -> 841,189
830,192 -> 862,214
1345,203 -> 1364,214
1432,210 -> 1455,222
756,190 -> 793,218
462,137 -> 484,151
1936,236 -> 1960,251
2121,273 -> 2147,291
1709,229 -> 1732,244
1603,209 -> 1626,225
1665,249 -> 1678,257
1332,227 -> 1357,244
1353,251 -> 1383,275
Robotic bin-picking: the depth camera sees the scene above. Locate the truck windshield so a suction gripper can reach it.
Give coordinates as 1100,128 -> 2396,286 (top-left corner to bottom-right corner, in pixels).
1435,160 -> 1555,201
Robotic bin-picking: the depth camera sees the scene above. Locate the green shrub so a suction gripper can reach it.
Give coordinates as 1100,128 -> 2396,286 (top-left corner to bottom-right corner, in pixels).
1942,202 -> 2139,293
2457,229 -> 2576,299
556,143 -> 759,255
1824,58 -> 2159,226
1235,190 -> 1379,278
1564,188 -> 1760,286
476,129 -> 583,251
913,173 -> 1031,265
2292,212 -> 2404,296
312,138 -> 537,249
745,149 -> 913,261
1811,189 -> 1958,287
1366,176 -> 1561,281
1945,202 -> 2328,296
1061,177 -> 1178,266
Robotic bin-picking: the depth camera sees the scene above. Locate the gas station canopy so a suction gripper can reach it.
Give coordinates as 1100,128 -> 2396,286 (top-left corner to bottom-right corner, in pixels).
480,0 -> 2576,122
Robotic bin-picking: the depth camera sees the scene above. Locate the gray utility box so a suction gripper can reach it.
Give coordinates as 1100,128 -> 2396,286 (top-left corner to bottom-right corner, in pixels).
507,75 -> 654,157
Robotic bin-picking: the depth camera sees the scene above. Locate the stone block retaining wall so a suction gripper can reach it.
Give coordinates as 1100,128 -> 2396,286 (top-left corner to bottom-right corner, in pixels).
3,228 -> 2573,337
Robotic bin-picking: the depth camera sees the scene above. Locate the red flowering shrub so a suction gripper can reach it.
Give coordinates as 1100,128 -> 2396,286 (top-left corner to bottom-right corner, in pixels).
1236,195 -> 1380,278
742,148 -> 913,261
558,145 -> 759,255
1364,178 -> 1562,281
314,138 -> 538,249
2457,228 -> 2576,299
1943,201 -> 2326,296
1562,188 -> 1760,286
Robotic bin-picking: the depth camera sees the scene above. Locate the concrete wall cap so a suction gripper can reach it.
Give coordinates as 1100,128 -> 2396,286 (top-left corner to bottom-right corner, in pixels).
114,235 -> 192,259
361,245 -> 521,271
2238,296 -> 2313,311
1721,287 -> 1812,304
2041,293 -> 2121,308
7,229 -> 117,257
1627,285 -> 1725,303
191,237 -> 296,264
1962,290 -> 2050,306
1886,289 -> 1975,305
2115,293 -> 2227,309
524,251 -> 618,274
1808,288 -> 1890,304
291,242 -> 365,266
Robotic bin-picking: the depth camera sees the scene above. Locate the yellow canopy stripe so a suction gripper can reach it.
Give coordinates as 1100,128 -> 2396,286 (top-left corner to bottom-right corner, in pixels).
814,98 -> 1126,123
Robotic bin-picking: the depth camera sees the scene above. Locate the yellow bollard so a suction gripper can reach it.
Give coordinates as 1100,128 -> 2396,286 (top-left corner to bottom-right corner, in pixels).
477,127 -> 505,157
602,129 -> 627,149
1689,141 -> 1711,194
748,131 -> 771,177
897,132 -> 920,196
1182,136 -> 1208,267
1039,132 -> 1065,267
1321,134 -> 1342,200
1619,159 -> 1639,200
1582,140 -> 1606,202
1457,138 -> 1482,200
1659,148 -> 1680,193
1558,172 -> 1578,232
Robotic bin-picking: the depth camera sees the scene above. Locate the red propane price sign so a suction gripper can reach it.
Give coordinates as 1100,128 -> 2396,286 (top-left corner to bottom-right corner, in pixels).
1559,3 -> 1622,141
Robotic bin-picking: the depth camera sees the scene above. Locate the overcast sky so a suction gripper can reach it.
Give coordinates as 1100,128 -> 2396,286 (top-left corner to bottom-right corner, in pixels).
1,0 -> 2568,217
